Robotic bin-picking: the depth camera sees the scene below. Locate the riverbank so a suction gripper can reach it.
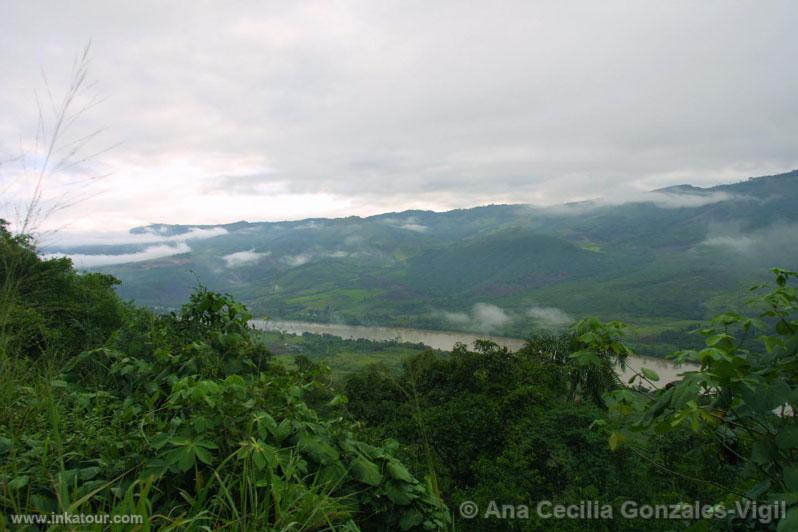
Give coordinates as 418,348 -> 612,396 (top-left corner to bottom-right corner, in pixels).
252,319 -> 696,385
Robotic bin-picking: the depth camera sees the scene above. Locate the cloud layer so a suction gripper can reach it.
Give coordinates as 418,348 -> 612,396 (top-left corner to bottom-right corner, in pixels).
42,227 -> 228,248
1,2 -> 797,232
45,243 -> 191,268
222,249 -> 270,267
442,303 -> 573,332
701,222 -> 798,261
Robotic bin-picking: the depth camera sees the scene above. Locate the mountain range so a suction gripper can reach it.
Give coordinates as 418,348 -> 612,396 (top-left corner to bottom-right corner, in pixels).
45,170 -> 798,355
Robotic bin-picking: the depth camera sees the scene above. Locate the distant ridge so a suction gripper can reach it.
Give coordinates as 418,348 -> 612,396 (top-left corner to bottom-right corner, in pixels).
655,168 -> 798,195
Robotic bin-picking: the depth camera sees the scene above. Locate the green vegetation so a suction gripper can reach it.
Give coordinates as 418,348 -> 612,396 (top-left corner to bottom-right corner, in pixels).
0,221 -> 449,530
343,334 -> 735,530
3,215 -> 798,530
260,331 -> 429,376
603,268 -> 798,530
52,171 -> 798,356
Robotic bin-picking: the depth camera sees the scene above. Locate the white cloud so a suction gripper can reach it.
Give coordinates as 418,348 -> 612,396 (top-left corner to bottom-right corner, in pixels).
471,303 -> 512,331
646,191 -> 741,209
42,226 -> 228,248
527,306 -> 573,328
281,249 -> 352,267
283,254 -> 312,267
442,311 -> 471,325
441,303 -> 573,332
343,234 -> 364,246
44,243 -> 191,268
701,222 -> 798,258
222,249 -> 270,267
441,303 -> 511,332
399,223 -> 428,232
294,221 -> 325,229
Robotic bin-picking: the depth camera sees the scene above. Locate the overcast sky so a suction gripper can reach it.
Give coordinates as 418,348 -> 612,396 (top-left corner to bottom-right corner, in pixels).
1,1 -> 797,234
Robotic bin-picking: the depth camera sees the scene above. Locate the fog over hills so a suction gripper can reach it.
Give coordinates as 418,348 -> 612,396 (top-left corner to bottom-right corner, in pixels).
43,170 -> 798,354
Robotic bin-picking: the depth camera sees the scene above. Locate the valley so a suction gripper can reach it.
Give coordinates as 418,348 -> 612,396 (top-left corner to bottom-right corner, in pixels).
46,170 -> 798,357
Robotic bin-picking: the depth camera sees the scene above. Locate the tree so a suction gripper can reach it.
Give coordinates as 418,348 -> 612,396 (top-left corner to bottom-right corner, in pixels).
604,268 -> 798,530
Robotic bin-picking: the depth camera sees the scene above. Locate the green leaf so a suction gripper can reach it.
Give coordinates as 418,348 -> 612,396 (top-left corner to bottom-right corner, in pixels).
195,446 -> 213,465
328,394 -> 348,406
8,475 -> 29,489
163,447 -> 195,472
705,334 -> 733,350
297,435 -> 339,465
386,460 -> 414,482
384,482 -> 414,505
195,438 -> 218,449
641,367 -> 660,382
698,347 -> 732,364
272,419 -> 292,442
746,479 -> 771,499
350,457 -> 382,486
78,467 -> 101,480
150,432 -> 172,450
399,509 -> 424,530
608,432 -> 625,451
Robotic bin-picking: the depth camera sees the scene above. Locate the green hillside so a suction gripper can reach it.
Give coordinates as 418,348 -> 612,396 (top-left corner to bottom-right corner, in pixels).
46,170 -> 798,355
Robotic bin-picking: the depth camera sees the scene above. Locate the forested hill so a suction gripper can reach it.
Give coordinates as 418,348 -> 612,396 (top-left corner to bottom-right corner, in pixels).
46,170 -> 798,353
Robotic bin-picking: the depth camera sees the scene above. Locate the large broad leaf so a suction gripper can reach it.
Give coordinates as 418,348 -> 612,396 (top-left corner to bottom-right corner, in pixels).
350,457 -> 382,486
163,437 -> 218,472
8,476 -> 29,490
383,482 -> 414,505
399,509 -> 424,531
386,460 -> 414,483
275,419 -> 293,442
297,435 -> 339,465
641,367 -> 660,382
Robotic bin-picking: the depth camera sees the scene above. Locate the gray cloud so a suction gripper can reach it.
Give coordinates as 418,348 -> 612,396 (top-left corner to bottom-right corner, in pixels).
222,249 -> 270,267
645,191 -> 742,209
283,254 -> 312,267
281,249 -> 354,267
45,242 -> 191,268
1,2 -> 797,231
442,302 -> 574,332
442,303 -> 511,332
41,226 -> 228,248
398,223 -> 428,233
471,303 -> 512,331
701,222 -> 798,261
527,306 -> 574,329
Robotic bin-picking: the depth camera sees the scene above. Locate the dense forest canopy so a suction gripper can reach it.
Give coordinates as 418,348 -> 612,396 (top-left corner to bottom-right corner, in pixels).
2,218 -> 798,530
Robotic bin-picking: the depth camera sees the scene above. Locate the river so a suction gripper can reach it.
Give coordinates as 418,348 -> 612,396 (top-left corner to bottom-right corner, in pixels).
252,319 -> 695,385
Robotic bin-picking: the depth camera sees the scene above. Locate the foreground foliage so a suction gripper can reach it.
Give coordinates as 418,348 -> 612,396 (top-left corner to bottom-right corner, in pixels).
0,222 -> 449,530
345,337 -> 735,530
602,268 -> 798,531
